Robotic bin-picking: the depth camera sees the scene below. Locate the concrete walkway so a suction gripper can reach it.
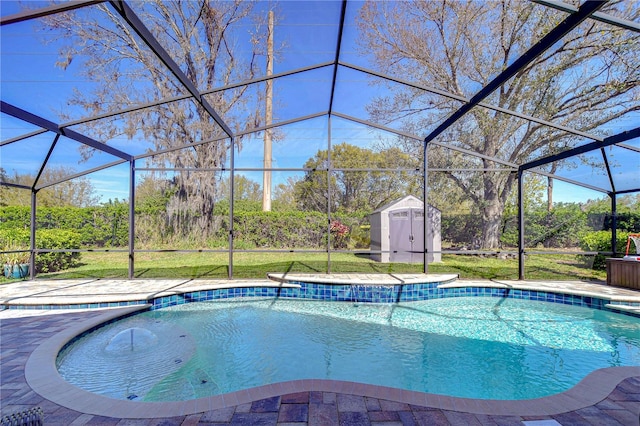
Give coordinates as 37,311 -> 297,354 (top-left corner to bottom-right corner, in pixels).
1,276 -> 639,425
2,275 -> 640,310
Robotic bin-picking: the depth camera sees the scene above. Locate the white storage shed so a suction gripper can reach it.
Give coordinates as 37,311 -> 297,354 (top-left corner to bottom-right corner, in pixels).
369,195 -> 441,263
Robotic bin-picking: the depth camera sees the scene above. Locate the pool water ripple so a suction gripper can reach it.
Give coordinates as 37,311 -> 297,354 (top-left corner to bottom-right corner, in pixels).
56,296 -> 640,402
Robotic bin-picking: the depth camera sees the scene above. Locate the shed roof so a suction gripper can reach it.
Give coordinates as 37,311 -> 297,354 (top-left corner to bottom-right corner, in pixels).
372,195 -> 426,214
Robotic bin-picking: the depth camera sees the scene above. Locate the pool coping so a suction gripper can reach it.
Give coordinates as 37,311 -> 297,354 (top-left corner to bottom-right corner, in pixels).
5,275 -> 640,310
0,279 -> 299,309
267,273 -> 459,285
25,294 -> 640,419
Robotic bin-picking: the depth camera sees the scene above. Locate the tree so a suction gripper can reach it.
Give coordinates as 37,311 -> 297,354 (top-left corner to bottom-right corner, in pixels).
0,169 -> 11,207
216,175 -> 262,202
0,167 -> 99,207
584,194 -> 640,214
43,1 -> 271,237
357,0 -> 639,248
503,173 -> 546,219
294,142 -> 419,213
272,177 -> 298,211
135,174 -> 173,213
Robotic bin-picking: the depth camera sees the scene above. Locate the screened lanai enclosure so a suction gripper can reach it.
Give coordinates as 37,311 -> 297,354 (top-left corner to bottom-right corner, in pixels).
1,0 -> 639,280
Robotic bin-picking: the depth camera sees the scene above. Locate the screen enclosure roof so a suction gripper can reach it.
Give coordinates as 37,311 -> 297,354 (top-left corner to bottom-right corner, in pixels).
1,0 -> 638,198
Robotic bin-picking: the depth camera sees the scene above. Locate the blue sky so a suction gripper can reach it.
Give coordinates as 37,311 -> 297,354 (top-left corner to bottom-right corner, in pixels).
1,0 -> 636,205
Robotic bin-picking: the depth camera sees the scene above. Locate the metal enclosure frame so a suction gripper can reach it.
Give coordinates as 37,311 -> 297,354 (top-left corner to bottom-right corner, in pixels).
1,0 -> 638,279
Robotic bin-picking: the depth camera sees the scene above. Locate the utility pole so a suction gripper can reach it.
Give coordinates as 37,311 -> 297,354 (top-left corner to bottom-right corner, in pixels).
262,10 -> 274,212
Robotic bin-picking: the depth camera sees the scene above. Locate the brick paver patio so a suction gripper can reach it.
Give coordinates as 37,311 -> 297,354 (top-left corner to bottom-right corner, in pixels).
2,309 -> 639,425
1,277 -> 639,425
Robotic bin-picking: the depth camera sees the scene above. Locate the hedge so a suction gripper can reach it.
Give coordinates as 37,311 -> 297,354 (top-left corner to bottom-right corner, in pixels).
215,211 -> 368,249
578,230 -> 630,270
0,206 -> 128,247
0,229 -> 81,273
2,205 -> 638,254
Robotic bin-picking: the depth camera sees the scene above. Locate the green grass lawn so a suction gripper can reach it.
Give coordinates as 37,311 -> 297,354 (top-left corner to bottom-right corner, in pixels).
23,251 -> 606,282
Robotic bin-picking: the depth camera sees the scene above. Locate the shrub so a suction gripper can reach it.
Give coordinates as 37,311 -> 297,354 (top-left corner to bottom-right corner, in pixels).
441,214 -> 483,247
229,211 -> 327,249
0,206 -> 128,247
36,229 -> 82,272
0,231 -> 31,271
347,224 -> 371,249
578,230 -> 629,270
330,220 -> 350,249
603,212 -> 640,232
0,229 -> 82,273
500,204 -> 588,249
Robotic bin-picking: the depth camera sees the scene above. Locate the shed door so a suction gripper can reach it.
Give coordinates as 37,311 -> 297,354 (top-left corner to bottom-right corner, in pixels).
411,209 -> 425,263
389,208 -> 424,263
388,209 -> 412,263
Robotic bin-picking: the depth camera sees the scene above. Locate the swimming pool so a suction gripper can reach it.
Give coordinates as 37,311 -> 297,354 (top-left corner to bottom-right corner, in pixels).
56,295 -> 640,402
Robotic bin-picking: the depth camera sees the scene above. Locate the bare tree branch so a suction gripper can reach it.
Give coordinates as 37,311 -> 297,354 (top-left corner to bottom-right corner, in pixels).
357,0 -> 639,248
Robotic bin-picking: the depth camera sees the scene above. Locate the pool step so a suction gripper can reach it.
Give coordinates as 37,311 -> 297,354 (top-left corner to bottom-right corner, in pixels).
605,304 -> 640,314
267,273 -> 459,286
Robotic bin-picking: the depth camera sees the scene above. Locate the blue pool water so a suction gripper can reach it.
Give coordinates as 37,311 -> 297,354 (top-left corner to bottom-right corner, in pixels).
56,297 -> 640,401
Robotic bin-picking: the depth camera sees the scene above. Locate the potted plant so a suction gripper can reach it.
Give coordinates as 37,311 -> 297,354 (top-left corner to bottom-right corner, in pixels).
1,248 -> 31,279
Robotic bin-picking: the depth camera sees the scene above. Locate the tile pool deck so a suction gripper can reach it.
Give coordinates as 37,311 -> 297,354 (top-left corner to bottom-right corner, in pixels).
1,275 -> 639,425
